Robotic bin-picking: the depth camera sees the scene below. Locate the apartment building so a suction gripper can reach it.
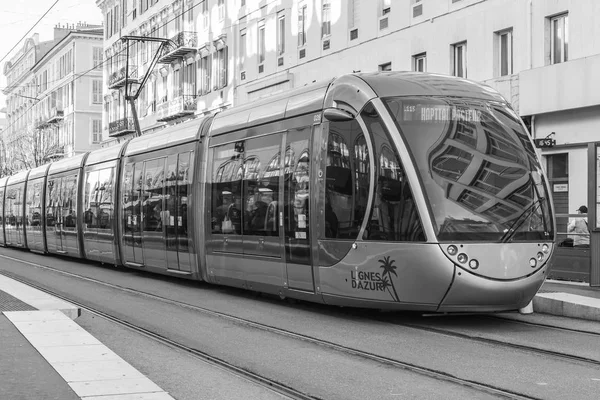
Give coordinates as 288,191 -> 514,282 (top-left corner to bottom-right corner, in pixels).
95,0 -> 600,220
2,24 -> 104,172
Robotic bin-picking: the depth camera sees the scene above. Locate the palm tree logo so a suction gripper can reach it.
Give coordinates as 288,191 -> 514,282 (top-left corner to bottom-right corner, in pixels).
379,256 -> 399,302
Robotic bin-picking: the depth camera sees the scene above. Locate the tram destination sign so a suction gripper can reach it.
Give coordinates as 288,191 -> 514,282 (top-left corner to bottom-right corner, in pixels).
534,138 -> 556,148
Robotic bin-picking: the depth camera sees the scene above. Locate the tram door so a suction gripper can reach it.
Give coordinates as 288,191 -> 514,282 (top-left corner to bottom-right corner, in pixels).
60,174 -> 79,256
141,158 -> 167,268
165,152 -> 193,272
122,162 -> 144,266
283,128 -> 315,292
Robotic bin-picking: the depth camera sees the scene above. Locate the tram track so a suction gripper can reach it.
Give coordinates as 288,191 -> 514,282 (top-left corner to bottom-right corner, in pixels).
380,316 -> 600,367
1,254 -> 545,400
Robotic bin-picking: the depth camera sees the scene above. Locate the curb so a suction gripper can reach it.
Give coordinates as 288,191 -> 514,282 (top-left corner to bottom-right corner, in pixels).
533,293 -> 600,322
0,274 -> 80,319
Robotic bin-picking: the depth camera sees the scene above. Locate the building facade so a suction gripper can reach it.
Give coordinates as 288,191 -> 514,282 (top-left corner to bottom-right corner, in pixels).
94,0 -> 599,225
1,24 -> 104,173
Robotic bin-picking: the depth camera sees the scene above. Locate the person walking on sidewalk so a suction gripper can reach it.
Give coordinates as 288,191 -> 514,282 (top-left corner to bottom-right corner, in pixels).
567,205 -> 590,247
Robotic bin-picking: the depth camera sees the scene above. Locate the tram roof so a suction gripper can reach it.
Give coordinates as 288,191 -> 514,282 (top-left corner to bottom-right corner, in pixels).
210,79 -> 332,136
124,117 -> 205,157
27,164 -> 51,181
357,72 -> 506,102
47,152 -> 89,176
6,169 -> 30,186
86,142 -> 127,166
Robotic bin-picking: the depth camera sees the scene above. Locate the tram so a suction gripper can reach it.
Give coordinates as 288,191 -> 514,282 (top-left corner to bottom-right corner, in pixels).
0,72 -> 555,312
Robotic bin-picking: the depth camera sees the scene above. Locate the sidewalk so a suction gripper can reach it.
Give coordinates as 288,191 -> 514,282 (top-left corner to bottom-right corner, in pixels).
0,274 -> 174,400
534,279 -> 600,322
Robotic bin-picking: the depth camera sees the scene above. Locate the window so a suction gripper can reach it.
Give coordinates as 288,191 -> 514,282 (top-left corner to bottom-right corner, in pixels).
92,119 -> 102,143
349,0 -> 359,29
550,14 -> 568,64
277,14 -> 285,55
240,29 -> 246,68
184,61 -> 196,97
93,47 -> 103,70
143,158 -> 165,233
211,143 -> 244,234
379,62 -> 392,72
215,46 -> 228,88
322,1 -> 331,37
298,4 -> 307,47
413,53 -> 426,72
242,135 -> 282,237
361,102 -> 425,242
92,80 -> 102,104
325,119 -> 369,239
380,0 -> 391,16
202,1 -> 209,28
412,0 -> 423,17
496,29 -> 513,76
218,0 -> 225,21
258,21 -> 266,64
200,55 -> 212,94
453,42 -> 467,78
185,6 -> 194,28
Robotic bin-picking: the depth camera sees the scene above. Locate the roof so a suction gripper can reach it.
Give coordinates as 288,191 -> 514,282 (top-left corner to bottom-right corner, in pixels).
356,72 -> 506,102
124,117 -> 205,157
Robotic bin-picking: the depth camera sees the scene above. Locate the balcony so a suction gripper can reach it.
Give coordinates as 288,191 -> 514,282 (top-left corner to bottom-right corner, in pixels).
108,66 -> 139,90
47,107 -> 64,124
35,115 -> 50,129
156,96 -> 197,122
108,117 -> 136,137
158,32 -> 197,64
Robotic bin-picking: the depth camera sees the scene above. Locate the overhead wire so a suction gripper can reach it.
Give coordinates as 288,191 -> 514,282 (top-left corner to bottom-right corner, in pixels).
0,0 -> 61,65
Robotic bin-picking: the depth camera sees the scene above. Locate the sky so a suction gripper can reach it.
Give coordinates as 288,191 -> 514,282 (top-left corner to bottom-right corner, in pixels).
0,0 -> 103,109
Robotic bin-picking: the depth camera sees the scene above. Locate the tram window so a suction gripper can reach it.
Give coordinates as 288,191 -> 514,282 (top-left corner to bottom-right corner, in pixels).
121,163 -> 134,235
46,179 -> 58,227
97,168 -> 114,229
178,152 -> 192,250
211,143 -> 244,235
62,175 -> 78,228
143,159 -> 165,232
85,171 -> 99,228
284,128 -> 311,264
325,120 -> 369,239
361,102 -> 425,242
165,155 -> 178,247
0,189 -> 4,225
28,180 -> 43,227
243,135 -> 281,237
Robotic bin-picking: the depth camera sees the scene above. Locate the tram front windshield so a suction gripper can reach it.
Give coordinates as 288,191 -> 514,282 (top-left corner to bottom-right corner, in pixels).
384,96 -> 553,242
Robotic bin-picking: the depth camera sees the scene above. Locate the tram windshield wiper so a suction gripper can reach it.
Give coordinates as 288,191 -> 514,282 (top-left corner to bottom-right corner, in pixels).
499,198 -> 545,243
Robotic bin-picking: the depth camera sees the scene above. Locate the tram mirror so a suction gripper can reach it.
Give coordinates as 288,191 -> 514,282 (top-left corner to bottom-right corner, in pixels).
323,108 -> 354,122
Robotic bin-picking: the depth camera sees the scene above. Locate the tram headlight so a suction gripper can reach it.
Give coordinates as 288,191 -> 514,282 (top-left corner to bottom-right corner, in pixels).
542,244 -> 550,254
447,245 -> 458,256
468,259 -> 479,270
537,252 -> 544,262
529,258 -> 537,268
457,253 -> 468,264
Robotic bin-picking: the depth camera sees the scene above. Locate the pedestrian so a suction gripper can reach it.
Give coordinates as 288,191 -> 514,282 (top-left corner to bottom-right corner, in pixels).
567,205 -> 589,247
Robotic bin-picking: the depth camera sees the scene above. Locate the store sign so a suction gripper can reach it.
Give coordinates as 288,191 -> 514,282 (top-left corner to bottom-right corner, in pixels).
534,138 -> 556,148
553,184 -> 568,193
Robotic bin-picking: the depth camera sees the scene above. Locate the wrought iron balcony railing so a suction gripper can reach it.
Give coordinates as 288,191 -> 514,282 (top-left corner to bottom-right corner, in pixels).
108,117 -> 136,137
108,66 -> 139,90
156,95 -> 197,122
47,107 -> 64,124
158,32 -> 198,64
